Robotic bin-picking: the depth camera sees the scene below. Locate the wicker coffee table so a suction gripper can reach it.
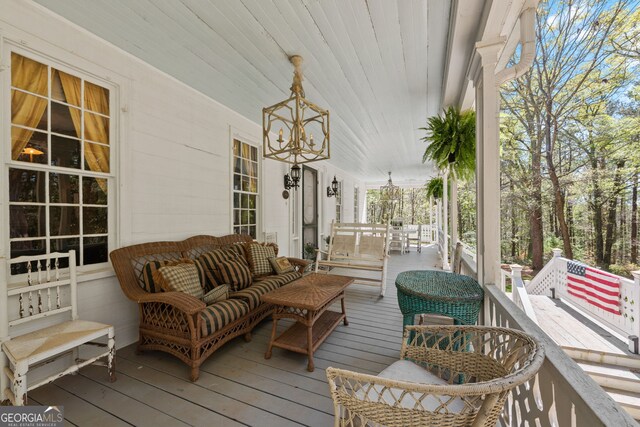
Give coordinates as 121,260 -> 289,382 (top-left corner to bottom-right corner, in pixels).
261,273 -> 353,372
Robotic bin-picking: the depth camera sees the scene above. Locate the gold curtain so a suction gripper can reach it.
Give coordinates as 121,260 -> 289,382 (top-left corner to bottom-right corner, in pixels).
10,54 -> 48,159
58,73 -> 109,192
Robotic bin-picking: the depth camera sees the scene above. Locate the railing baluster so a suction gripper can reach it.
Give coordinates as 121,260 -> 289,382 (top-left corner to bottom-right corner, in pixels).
37,260 -> 42,284
19,293 -> 24,318
37,290 -> 42,313
28,291 -> 33,316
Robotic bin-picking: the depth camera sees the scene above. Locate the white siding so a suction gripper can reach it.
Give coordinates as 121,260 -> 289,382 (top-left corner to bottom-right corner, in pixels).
0,0 -> 363,347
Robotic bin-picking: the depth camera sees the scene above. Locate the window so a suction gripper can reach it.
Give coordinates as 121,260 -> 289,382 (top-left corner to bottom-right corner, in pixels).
8,52 -> 113,272
354,186 -> 360,223
232,139 -> 259,238
335,180 -> 343,223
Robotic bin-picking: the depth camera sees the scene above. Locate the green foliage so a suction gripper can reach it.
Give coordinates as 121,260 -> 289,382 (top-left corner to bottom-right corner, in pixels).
608,264 -> 640,279
425,178 -> 443,199
421,107 -> 476,181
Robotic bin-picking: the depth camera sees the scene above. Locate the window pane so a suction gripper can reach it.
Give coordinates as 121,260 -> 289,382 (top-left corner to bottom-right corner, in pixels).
241,210 -> 249,225
250,178 -> 257,193
11,53 -> 47,96
51,69 -> 81,106
10,240 -> 46,275
233,174 -> 241,191
11,90 -> 48,130
250,146 -> 257,161
241,194 -> 249,209
234,226 -> 241,235
11,127 -> 47,164
10,206 -> 45,238
84,236 -> 108,265
249,226 -> 256,238
248,195 -> 256,209
233,193 -> 240,208
233,139 -> 240,156
83,177 -> 108,205
50,173 -> 79,204
242,176 -> 250,191
84,142 -> 110,173
84,81 -> 110,115
51,238 -> 80,268
234,157 -> 241,174
83,207 -> 108,234
84,112 -> 109,145
50,206 -> 80,236
51,135 -> 81,169
234,209 -> 240,225
9,168 -> 45,203
51,101 -> 80,138
249,210 -> 256,225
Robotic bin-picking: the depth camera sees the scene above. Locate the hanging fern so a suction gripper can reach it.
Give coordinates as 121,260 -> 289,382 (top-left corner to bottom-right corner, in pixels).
425,177 -> 444,199
420,106 -> 476,181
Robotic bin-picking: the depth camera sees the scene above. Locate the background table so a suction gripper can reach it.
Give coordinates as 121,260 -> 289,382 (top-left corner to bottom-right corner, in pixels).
395,270 -> 483,329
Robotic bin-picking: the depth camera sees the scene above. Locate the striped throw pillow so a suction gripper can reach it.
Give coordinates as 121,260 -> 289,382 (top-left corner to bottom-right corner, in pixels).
203,284 -> 229,304
245,242 -> 277,277
154,261 -> 204,299
214,259 -> 252,291
196,248 -> 247,292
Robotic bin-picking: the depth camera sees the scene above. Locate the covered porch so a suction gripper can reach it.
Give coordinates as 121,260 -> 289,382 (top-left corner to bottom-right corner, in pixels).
1,0 -> 638,425
18,247 -> 636,426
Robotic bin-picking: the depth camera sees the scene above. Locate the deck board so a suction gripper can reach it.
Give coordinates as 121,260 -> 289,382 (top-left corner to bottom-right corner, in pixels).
529,295 -> 628,354
18,246 -> 446,427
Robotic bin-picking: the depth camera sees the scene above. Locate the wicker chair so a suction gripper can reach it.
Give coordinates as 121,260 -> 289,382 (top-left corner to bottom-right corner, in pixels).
110,234 -> 308,381
326,325 -> 545,427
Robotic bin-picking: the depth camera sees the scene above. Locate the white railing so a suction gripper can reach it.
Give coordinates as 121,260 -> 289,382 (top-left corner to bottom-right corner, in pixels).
484,284 -> 637,426
502,265 -> 539,324
525,249 -> 640,347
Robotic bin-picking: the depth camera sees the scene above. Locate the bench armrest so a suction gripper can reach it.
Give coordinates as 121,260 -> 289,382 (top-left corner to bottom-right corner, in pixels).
137,291 -> 205,315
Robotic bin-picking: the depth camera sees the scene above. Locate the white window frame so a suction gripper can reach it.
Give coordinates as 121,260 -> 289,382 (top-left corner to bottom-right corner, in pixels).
2,45 -> 118,272
335,180 -> 343,223
229,131 -> 261,239
354,186 -> 360,223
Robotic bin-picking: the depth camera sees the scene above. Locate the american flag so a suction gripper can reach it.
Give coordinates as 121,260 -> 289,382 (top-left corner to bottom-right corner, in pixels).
567,261 -> 621,315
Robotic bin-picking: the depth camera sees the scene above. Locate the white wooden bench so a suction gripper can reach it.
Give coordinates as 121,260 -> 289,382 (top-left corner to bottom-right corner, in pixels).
315,221 -> 390,296
0,251 -> 115,405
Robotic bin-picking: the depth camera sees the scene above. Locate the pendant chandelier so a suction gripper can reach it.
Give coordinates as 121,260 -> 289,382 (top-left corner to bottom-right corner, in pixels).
380,172 -> 401,203
263,55 -> 330,166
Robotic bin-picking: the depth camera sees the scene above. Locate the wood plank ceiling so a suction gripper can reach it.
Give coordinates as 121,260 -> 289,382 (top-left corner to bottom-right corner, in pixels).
34,0 -> 452,185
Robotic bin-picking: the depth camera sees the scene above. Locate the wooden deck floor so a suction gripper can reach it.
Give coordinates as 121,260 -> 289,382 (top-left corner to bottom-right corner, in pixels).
26,244 -> 442,427
529,295 -> 630,355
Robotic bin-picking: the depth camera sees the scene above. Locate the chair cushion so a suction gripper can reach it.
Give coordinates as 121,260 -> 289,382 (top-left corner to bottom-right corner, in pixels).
202,284 -> 229,304
245,242 -> 277,277
153,261 -> 203,300
269,256 -> 294,274
229,281 -> 280,310
358,360 -> 466,413
253,271 -> 301,288
199,299 -> 250,337
214,259 -> 253,291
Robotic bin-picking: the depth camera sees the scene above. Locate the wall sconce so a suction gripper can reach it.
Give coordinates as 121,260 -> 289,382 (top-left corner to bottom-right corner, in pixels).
284,163 -> 301,190
327,176 -> 339,198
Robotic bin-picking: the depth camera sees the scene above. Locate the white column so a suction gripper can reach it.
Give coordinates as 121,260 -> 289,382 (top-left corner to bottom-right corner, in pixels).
442,172 -> 450,270
472,39 -> 505,286
450,171 -> 459,258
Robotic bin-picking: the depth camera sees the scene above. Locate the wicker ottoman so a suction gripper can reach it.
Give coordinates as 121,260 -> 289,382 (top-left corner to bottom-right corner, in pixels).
395,270 -> 483,329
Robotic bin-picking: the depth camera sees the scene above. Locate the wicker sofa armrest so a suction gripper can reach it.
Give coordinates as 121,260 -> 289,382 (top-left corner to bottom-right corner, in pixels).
137,291 -> 205,315
287,257 -> 310,272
